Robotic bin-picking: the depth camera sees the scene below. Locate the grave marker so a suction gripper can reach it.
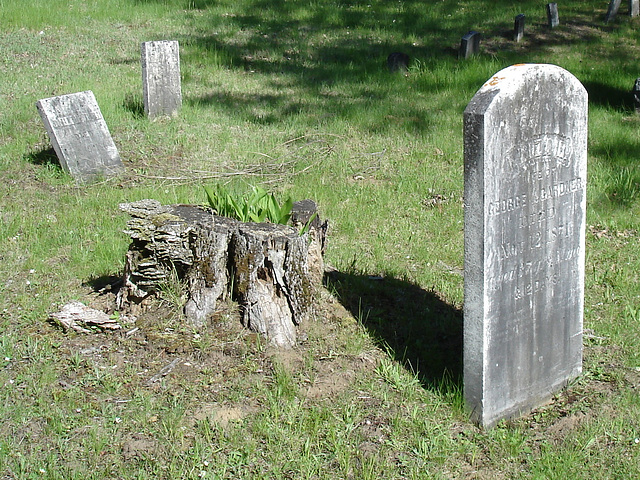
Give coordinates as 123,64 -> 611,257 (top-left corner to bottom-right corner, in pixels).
387,52 -> 410,72
463,64 -> 587,427
36,91 -> 123,183
605,0 -> 622,23
546,3 -> 560,28
459,31 -> 481,59
630,0 -> 639,17
632,78 -> 640,113
141,40 -> 182,119
514,14 -> 526,42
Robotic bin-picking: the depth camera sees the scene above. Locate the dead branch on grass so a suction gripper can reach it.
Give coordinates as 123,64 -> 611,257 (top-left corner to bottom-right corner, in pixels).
131,134 -> 338,186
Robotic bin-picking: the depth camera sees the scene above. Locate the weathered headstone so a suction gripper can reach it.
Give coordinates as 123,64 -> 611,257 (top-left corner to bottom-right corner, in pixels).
459,31 -> 481,59
463,64 -> 587,427
605,0 -> 622,23
141,40 -> 182,119
630,0 -> 639,17
632,78 -> 640,113
514,14 -> 526,42
546,3 -> 560,28
36,91 -> 124,183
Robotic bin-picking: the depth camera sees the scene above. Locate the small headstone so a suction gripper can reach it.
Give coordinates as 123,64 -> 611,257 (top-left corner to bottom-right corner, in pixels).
514,14 -> 526,42
630,0 -> 639,17
463,64 -> 587,427
36,91 -> 124,183
141,40 -> 182,119
605,0 -> 622,23
459,31 -> 481,59
546,3 -> 560,28
632,78 -> 640,113
387,52 -> 410,72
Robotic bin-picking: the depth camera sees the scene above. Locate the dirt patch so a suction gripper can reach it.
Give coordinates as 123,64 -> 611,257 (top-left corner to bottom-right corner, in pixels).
306,362 -> 356,399
189,402 -> 258,429
51,278 -> 380,409
122,434 -> 159,461
546,411 -> 587,443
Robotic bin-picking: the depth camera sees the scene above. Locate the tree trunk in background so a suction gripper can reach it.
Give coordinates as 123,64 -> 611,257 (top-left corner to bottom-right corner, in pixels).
116,199 -> 326,348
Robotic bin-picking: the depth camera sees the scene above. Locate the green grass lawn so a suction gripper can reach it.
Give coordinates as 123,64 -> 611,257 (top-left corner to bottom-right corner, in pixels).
1,0 -> 640,478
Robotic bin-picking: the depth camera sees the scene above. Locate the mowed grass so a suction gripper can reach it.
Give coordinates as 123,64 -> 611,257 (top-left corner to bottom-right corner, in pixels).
1,0 -> 640,478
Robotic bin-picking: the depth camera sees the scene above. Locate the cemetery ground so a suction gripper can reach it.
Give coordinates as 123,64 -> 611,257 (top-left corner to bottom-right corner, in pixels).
1,0 -> 640,477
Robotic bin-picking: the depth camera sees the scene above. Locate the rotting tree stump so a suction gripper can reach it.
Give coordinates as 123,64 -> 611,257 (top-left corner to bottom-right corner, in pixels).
116,199 -> 327,348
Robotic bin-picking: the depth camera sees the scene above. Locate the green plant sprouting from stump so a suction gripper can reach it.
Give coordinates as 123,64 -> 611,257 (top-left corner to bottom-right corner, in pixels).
204,184 -> 293,224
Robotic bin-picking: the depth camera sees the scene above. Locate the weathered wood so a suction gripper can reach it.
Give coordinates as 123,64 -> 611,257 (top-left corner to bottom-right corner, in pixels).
290,199 -> 328,286
50,301 -> 125,333
117,199 -> 325,347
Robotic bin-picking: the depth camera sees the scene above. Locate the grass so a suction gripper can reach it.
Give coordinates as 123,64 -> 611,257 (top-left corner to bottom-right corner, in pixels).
2,0 -> 640,478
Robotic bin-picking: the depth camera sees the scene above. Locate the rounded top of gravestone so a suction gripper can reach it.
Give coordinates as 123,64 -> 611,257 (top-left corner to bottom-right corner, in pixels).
464,64 -> 587,116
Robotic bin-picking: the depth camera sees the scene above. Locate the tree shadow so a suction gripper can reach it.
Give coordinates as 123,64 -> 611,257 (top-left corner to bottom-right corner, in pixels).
324,269 -> 462,392
173,0 -> 628,136
583,81 -> 636,112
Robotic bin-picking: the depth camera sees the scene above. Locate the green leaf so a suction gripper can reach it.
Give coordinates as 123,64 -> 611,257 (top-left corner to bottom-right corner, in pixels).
298,212 -> 318,235
279,196 -> 293,224
204,185 -> 217,213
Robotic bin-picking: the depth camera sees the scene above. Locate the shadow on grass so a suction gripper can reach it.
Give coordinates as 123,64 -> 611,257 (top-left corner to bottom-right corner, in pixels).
174,1 -> 625,134
584,81 -> 636,112
324,270 -> 463,393
84,274 -> 124,294
25,147 -> 61,168
123,93 -> 146,119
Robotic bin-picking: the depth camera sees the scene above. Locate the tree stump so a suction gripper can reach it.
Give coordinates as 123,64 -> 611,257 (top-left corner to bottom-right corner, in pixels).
116,199 -> 326,348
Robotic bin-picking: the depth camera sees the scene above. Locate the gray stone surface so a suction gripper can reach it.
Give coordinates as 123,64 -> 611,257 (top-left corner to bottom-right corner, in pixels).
463,64 -> 587,427
459,31 -> 481,59
36,91 -> 123,183
141,40 -> 182,119
630,0 -> 639,17
632,78 -> 640,113
514,14 -> 525,42
546,3 -> 559,28
605,0 -> 622,23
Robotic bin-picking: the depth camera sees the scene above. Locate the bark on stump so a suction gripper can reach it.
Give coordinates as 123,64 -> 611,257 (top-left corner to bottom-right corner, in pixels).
116,199 -> 325,348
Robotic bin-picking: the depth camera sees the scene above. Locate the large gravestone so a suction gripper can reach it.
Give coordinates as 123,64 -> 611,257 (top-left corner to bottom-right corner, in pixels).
631,0 -> 639,17
141,40 -> 182,119
463,64 -> 587,427
36,91 -> 123,183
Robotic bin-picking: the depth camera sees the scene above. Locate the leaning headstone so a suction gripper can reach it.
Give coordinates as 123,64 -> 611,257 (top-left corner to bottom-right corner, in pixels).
141,40 -> 182,119
514,14 -> 526,42
605,0 -> 622,23
630,0 -> 639,17
463,64 -> 587,427
546,3 -> 560,28
459,31 -> 481,59
36,91 -> 124,183
632,78 -> 640,113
